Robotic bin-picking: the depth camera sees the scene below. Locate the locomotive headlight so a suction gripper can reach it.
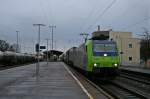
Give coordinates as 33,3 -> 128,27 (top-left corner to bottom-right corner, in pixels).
104,54 -> 107,56
94,63 -> 97,67
114,63 -> 118,67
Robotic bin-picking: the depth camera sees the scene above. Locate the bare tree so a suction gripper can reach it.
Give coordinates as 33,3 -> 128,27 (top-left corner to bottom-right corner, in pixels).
140,27 -> 150,62
0,40 -> 9,52
142,27 -> 150,41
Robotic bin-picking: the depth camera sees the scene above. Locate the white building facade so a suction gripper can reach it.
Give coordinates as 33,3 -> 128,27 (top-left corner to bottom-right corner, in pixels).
109,31 -> 141,66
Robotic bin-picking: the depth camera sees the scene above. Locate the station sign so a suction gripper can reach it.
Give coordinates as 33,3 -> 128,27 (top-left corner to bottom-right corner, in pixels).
35,44 -> 46,52
35,44 -> 39,52
40,46 -> 46,49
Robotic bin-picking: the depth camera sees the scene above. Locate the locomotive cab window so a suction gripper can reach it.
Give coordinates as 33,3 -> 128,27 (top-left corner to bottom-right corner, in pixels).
93,42 -> 118,56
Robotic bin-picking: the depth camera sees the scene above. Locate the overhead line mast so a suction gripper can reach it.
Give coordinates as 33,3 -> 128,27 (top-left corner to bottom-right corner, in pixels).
33,24 -> 46,78
16,31 -> 19,53
45,38 -> 51,64
49,25 -> 56,50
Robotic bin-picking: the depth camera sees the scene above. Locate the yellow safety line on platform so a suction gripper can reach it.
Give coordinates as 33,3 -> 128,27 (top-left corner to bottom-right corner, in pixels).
62,63 -> 94,99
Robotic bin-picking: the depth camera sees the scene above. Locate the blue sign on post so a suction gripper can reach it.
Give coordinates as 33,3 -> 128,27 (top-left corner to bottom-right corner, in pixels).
35,44 -> 39,52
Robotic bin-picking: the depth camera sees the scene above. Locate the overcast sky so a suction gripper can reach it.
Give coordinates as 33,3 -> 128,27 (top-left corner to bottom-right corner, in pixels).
0,0 -> 149,53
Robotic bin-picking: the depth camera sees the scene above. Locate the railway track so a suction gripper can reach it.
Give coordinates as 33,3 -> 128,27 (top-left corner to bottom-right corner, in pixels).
68,68 -> 147,98
114,70 -> 150,98
66,65 -> 114,99
66,64 -> 150,99
97,81 -> 145,99
119,70 -> 150,85
95,70 -> 150,99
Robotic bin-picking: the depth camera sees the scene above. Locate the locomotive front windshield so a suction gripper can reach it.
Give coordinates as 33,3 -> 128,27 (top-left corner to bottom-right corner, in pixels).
94,44 -> 116,52
93,43 -> 118,56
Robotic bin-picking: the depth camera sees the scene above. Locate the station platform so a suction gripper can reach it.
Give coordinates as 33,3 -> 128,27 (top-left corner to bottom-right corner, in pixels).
0,62 -> 89,99
119,65 -> 150,75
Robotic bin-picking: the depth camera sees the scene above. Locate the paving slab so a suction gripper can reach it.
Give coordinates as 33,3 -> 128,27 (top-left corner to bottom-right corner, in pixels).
0,62 -> 88,99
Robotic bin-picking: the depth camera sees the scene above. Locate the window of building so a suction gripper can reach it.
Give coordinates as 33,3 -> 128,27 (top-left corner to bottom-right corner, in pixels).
129,43 -> 132,48
129,57 -> 132,61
